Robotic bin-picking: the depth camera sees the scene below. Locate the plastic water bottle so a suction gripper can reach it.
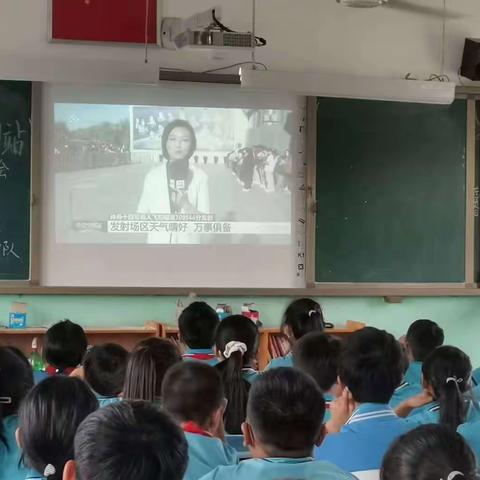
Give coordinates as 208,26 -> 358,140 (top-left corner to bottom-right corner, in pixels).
30,337 -> 45,372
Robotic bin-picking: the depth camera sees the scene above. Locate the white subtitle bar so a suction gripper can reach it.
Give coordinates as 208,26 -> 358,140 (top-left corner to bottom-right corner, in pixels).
107,221 -> 290,235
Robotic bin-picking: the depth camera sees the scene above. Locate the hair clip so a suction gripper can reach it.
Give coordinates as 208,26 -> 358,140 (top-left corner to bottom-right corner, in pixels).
442,471 -> 464,480
0,397 -> 12,404
308,310 -> 317,317
43,464 -> 56,477
446,376 -> 463,385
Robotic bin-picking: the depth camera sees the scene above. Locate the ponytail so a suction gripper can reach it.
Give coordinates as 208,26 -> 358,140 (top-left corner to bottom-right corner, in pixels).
219,350 -> 250,434
438,377 -> 467,432
423,347 -> 472,432
214,316 -> 259,434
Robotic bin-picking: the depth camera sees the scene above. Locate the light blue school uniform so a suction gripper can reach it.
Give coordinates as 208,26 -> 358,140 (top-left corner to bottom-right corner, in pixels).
242,367 -> 259,384
315,403 -> 414,473
95,394 -> 121,408
324,394 -> 333,422
404,362 -> 423,387
472,367 -> 480,386
406,400 -> 480,426
265,352 -> 293,370
389,380 -> 423,409
473,385 -> 480,402
24,471 -> 44,480
458,421 -> 480,462
183,349 -> 219,366
184,432 -> 238,480
0,416 -> 29,480
199,456 -> 356,480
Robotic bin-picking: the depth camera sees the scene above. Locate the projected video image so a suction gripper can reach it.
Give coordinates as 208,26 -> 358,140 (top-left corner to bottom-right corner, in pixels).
53,104 -> 293,245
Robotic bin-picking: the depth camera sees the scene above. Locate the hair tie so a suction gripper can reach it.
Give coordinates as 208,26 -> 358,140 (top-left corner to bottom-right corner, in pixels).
223,341 -> 247,359
446,376 -> 463,385
442,472 -> 464,480
308,310 -> 317,317
43,464 -> 56,477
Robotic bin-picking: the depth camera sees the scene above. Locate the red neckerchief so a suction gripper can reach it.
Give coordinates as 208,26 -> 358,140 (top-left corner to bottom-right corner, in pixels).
182,353 -> 217,361
45,365 -> 75,376
182,421 -> 213,438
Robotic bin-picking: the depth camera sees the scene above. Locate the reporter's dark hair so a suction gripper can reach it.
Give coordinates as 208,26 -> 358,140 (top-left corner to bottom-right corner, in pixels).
162,362 -> 224,427
422,346 -> 472,431
339,327 -> 403,404
281,298 -> 324,340
215,315 -> 259,434
0,346 -> 33,448
406,319 -> 444,362
293,332 -> 341,392
178,301 -> 219,349
43,319 -> 88,371
75,401 -> 188,480
123,338 -> 181,402
248,368 -> 325,455
83,343 -> 129,397
18,376 -> 98,480
381,424 -> 476,480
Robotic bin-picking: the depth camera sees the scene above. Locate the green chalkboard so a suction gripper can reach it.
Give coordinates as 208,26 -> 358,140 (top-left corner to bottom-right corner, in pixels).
0,81 -> 31,280
316,98 -> 466,283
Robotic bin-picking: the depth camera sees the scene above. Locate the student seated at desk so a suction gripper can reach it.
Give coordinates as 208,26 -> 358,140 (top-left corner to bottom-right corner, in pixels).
179,302 -> 220,366
381,424 -> 477,480
215,315 -> 259,434
315,327 -> 413,476
162,362 -> 238,480
199,368 -> 355,480
391,320 -> 444,409
83,343 -> 128,407
17,376 -> 98,480
266,298 -> 324,370
123,337 -> 181,404
63,401 -> 188,480
292,331 -> 341,422
396,346 -> 480,429
0,347 -> 33,480
43,320 -> 88,378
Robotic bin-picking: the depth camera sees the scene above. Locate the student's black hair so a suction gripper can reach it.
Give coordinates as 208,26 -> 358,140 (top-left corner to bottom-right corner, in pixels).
178,301 -> 219,349
162,362 -> 224,427
75,401 -> 188,480
248,368 -> 325,456
281,298 -> 324,341
422,346 -> 472,432
215,315 -> 259,434
123,337 -> 181,402
83,343 -> 129,397
406,319 -> 444,362
292,331 -> 341,392
43,319 -> 88,371
381,424 -> 476,480
18,376 -> 98,480
0,347 -> 33,448
339,327 -> 403,404
162,119 -> 197,162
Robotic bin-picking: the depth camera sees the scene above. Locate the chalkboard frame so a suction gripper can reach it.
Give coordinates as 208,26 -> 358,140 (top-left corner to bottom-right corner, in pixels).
2,90 -> 480,297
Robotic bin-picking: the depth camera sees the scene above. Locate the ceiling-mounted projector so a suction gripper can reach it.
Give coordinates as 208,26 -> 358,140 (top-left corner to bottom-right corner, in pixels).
161,8 -> 256,50
337,0 -> 388,6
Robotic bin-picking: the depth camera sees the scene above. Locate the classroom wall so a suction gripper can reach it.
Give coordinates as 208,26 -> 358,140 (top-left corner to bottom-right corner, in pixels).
0,0 -> 479,83
1,295 -> 479,365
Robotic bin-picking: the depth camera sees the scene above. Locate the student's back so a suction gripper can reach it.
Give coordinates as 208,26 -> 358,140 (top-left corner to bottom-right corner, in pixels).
162,362 -> 238,480
315,327 -> 413,475
64,401 -> 188,480
179,302 -> 220,366
458,421 -> 480,462
200,368 -> 355,480
0,347 -> 34,480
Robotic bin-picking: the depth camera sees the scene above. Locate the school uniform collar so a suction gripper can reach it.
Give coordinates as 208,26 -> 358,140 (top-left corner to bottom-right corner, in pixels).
242,366 -> 258,375
405,362 -> 423,384
183,348 -> 217,360
260,457 -> 314,464
25,471 -> 45,480
182,421 -> 213,438
427,402 -> 440,413
345,403 -> 397,425
395,380 -> 410,392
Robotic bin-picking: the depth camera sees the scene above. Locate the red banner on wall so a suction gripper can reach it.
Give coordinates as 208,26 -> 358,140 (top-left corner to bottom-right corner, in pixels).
50,0 -> 158,44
